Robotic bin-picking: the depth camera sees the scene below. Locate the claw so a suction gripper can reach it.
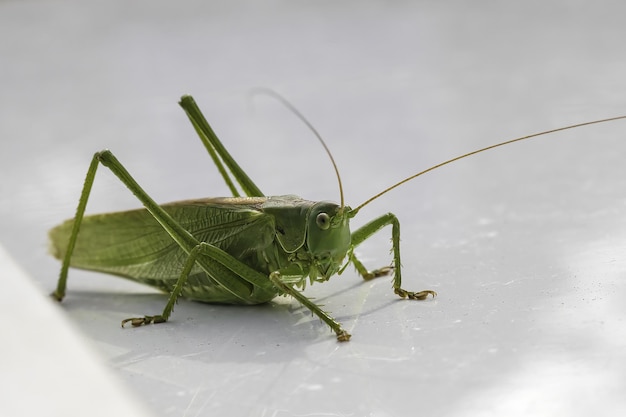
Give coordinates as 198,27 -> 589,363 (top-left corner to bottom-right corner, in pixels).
363,265 -> 394,280
336,330 -> 352,342
121,315 -> 166,327
50,291 -> 64,302
394,288 -> 437,300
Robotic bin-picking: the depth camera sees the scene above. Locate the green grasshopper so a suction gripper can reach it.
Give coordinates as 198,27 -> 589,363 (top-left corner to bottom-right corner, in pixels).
49,94 -> 626,341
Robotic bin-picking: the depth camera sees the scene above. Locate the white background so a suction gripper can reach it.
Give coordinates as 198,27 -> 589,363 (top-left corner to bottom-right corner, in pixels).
1,1 -> 625,416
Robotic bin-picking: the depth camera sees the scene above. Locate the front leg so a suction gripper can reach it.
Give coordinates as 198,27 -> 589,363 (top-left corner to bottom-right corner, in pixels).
349,213 -> 437,300
269,269 -> 351,342
348,249 -> 394,280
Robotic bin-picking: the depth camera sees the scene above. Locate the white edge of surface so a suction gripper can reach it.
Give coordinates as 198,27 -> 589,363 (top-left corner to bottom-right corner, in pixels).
0,244 -> 155,417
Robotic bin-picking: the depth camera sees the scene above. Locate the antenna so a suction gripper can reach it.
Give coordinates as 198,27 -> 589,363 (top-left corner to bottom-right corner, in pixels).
249,88 -> 345,209
353,114 -> 626,214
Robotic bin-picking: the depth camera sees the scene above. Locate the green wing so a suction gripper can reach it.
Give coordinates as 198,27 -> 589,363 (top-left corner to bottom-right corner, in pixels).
49,198 -> 276,288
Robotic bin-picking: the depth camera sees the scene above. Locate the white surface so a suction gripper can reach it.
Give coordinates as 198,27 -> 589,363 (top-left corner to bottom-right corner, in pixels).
1,1 -> 626,416
0,245 -> 154,417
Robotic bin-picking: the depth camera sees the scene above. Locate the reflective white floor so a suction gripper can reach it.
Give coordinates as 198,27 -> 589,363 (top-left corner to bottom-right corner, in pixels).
1,1 -> 626,416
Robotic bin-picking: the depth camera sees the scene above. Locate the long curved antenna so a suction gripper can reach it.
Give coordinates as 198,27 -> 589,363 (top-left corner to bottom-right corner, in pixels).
353,114 -> 626,214
249,88 -> 345,209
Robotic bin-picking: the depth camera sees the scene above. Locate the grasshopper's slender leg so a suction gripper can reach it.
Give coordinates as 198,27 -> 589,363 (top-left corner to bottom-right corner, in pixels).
52,150 -> 269,302
120,243 -> 204,326
51,156 -> 100,301
179,95 -> 264,198
125,243 -> 353,341
52,150 -> 198,301
121,243 -> 206,326
349,213 -> 436,300
269,272 -> 351,342
347,248 -> 394,281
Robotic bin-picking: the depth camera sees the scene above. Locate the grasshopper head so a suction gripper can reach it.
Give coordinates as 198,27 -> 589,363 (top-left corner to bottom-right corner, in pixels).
306,202 -> 351,279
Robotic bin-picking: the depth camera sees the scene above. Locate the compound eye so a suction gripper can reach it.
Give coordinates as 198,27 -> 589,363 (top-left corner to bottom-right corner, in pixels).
316,212 -> 331,230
